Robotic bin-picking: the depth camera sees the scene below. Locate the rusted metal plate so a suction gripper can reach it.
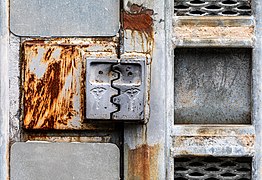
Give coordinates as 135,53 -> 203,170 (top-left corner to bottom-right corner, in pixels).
173,17 -> 254,47
23,39 -> 120,130
10,0 -> 120,37
174,48 -> 251,124
11,142 -> 120,180
23,41 -> 83,129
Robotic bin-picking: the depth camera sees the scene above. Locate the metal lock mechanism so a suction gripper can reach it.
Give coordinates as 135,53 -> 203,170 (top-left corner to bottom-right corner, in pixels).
86,58 -> 146,121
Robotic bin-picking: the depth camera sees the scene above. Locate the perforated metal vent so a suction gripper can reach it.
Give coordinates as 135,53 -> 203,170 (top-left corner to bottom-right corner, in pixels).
174,0 -> 251,16
174,157 -> 252,179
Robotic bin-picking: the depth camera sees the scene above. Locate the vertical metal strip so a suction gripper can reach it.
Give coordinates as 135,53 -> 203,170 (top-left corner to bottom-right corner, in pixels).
0,0 -> 9,179
253,0 -> 262,179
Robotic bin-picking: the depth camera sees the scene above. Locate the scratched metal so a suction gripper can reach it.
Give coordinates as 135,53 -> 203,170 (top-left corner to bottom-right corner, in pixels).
23,41 -> 83,129
10,0 -> 120,37
174,48 -> 251,124
174,157 -> 252,180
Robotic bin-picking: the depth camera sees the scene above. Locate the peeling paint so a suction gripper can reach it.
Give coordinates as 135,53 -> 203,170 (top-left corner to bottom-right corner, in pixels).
23,39 -> 118,130
23,43 -> 83,129
128,144 -> 160,180
123,3 -> 154,54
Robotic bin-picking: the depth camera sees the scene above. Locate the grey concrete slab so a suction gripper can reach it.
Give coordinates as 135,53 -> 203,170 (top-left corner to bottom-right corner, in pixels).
10,142 -> 120,180
10,0 -> 120,37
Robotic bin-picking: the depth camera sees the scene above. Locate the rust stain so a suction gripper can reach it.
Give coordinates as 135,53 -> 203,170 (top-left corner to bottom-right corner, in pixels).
23,42 -> 83,129
22,39 -> 118,131
128,144 -> 160,180
123,3 -> 154,54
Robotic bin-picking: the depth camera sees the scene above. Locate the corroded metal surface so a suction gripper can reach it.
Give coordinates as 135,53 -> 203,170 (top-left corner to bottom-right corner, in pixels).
173,16 -> 254,47
127,144 -> 160,180
172,125 -> 255,156
175,48 -> 251,124
23,42 -> 83,129
123,3 -> 154,54
23,39 -> 118,130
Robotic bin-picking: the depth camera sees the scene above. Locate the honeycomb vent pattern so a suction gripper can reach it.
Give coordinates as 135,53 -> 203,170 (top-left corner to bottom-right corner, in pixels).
174,0 -> 251,16
174,157 -> 252,180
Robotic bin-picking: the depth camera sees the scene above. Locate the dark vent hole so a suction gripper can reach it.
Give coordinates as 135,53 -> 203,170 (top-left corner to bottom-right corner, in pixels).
175,178 -> 188,180
237,6 -> 251,10
205,5 -> 221,10
221,11 -> 238,15
174,167 -> 187,171
237,168 -> 251,172
203,157 -> 221,163
222,0 -> 237,5
221,172 -> 237,177
174,5 -> 189,10
236,157 -> 252,163
175,158 -> 191,162
189,172 -> 204,176
206,178 -> 219,180
189,162 -> 204,166
205,167 -> 220,171
189,10 -> 206,15
221,161 -> 236,167
189,0 -> 206,4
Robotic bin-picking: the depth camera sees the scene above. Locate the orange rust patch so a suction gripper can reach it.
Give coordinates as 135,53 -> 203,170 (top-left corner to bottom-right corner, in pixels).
23,42 -> 82,129
128,144 -> 160,180
123,12 -> 153,38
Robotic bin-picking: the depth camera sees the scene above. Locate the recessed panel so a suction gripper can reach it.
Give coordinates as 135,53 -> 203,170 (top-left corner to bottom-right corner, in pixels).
10,0 -> 119,37
174,48 -> 251,124
174,157 -> 252,180
11,142 -> 120,180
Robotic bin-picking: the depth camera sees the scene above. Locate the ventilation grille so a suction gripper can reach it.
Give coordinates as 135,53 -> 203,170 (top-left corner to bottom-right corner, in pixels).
174,0 -> 251,16
174,157 -> 252,180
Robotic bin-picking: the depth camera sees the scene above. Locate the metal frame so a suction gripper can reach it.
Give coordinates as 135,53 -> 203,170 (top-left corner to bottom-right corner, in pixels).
0,0 -> 9,179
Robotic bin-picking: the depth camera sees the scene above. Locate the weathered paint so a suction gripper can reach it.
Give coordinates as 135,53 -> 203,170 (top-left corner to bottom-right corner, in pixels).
172,125 -> 255,157
23,39 -> 118,130
0,0 -> 9,179
26,136 -> 111,143
127,144 -> 160,180
23,42 -> 83,129
123,3 -> 154,54
173,16 -> 254,47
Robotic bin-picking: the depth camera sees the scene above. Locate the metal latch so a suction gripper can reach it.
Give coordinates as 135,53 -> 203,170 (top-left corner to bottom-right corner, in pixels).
86,58 -> 146,121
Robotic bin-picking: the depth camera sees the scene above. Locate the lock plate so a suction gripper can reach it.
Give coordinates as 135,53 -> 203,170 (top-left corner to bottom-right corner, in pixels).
112,60 -> 145,120
86,58 -> 146,121
86,59 -> 118,119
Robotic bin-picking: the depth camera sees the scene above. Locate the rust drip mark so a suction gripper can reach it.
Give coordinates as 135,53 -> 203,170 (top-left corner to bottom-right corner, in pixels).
123,3 -> 154,54
128,144 -> 159,180
24,42 -> 82,129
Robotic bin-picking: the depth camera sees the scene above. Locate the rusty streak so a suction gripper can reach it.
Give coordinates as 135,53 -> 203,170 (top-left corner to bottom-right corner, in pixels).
123,11 -> 153,39
23,42 -> 82,129
128,144 -> 159,180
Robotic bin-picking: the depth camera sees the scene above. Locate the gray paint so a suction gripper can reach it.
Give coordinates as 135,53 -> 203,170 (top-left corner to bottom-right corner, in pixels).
11,142 -> 120,180
86,59 -> 118,119
0,0 -> 9,179
252,0 -> 262,179
10,0 -> 120,37
112,59 -> 146,120
174,48 -> 251,124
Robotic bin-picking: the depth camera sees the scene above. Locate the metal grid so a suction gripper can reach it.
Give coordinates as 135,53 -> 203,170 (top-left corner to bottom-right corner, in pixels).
174,0 -> 251,16
174,157 -> 252,179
